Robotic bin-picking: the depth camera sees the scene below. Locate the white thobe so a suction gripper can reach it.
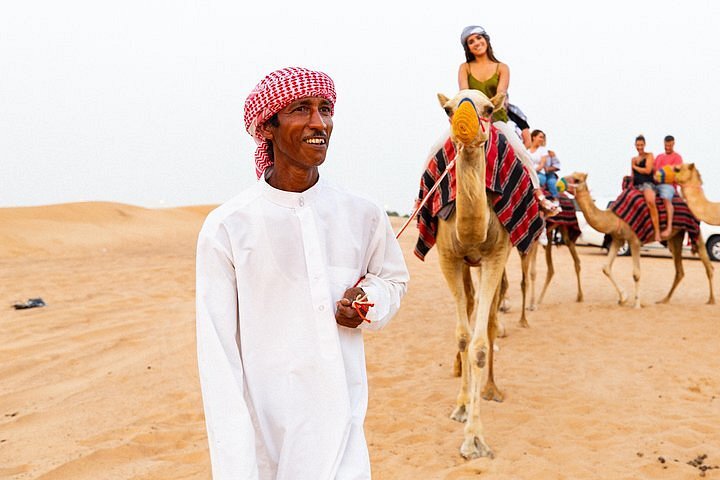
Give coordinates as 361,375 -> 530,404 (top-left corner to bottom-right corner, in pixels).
196,174 -> 409,480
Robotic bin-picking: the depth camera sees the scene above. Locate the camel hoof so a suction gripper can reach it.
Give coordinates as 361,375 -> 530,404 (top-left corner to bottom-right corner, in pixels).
499,301 -> 511,313
460,436 -> 494,459
707,298 -> 716,305
518,318 -> 530,328
451,405 -> 467,423
656,298 -> 669,305
482,383 -> 504,402
576,295 -> 584,302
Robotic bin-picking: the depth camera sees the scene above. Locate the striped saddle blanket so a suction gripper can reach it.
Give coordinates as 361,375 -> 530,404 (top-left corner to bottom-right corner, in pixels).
545,193 -> 581,242
610,187 -> 699,244
414,126 -> 544,260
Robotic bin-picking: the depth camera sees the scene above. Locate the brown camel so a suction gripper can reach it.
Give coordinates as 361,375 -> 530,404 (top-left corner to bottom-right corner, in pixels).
435,89 -> 511,459
675,163 -> 720,225
567,172 -> 714,306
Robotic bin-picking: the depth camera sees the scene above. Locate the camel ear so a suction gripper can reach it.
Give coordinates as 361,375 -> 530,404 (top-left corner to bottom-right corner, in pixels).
688,163 -> 696,171
437,93 -> 450,108
489,92 -> 506,111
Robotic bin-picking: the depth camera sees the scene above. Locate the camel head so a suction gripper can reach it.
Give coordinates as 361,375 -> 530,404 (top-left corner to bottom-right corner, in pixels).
438,89 -> 503,147
565,172 -> 589,194
674,163 -> 703,186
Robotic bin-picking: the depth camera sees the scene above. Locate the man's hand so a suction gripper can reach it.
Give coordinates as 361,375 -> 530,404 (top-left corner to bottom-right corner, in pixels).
335,287 -> 367,329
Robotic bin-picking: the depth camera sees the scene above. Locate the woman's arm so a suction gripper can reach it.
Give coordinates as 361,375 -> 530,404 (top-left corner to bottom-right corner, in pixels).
497,63 -> 510,94
458,63 -> 469,90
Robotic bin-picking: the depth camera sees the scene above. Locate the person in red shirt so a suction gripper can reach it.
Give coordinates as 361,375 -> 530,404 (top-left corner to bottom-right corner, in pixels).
653,135 -> 683,238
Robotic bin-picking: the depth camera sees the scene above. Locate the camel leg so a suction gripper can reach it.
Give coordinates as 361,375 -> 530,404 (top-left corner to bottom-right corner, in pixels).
658,234 -> 685,304
695,237 -> 716,304
461,247 -> 510,459
437,256 -> 472,423
518,250 -> 531,328
481,281 -> 505,403
603,237 -> 628,306
453,265 -> 477,378
499,269 -> 511,313
565,232 -> 583,302
628,236 -> 642,308
496,271 -> 508,337
538,227 -> 555,305
528,242 -> 538,310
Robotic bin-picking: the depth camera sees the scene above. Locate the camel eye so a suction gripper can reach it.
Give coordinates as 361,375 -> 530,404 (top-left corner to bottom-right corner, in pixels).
482,106 -> 494,117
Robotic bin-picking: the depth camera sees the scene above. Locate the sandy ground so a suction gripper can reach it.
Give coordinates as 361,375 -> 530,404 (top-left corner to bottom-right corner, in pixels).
1,202 -> 719,480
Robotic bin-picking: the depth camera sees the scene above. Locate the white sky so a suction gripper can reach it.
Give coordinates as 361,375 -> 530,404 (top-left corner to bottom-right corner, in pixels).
1,0 -> 719,212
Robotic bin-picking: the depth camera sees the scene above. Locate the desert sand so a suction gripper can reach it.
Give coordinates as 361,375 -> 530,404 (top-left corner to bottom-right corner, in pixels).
1,202 -> 718,479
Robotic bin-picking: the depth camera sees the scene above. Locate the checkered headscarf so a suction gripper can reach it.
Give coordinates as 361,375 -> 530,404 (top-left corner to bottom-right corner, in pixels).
243,67 -> 336,178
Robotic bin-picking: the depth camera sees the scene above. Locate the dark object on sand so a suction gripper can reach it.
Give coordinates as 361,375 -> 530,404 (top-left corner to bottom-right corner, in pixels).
13,298 -> 46,310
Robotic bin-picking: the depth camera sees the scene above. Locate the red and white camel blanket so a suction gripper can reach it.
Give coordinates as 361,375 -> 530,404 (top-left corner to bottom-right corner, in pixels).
414,126 -> 544,260
609,186 -> 700,245
545,192 -> 582,243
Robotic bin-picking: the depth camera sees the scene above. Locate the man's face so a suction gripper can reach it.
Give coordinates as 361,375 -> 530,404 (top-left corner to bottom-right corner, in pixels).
262,97 -> 333,171
664,140 -> 675,154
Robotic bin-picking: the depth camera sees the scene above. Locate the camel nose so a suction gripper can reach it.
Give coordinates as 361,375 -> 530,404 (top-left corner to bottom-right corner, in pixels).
452,99 -> 480,144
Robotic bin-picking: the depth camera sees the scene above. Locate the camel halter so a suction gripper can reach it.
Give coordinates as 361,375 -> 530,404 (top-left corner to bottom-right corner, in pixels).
352,99 -> 489,322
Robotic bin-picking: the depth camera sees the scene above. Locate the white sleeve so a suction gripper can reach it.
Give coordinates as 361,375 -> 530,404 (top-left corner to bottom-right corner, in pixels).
196,228 -> 259,480
358,212 -> 409,331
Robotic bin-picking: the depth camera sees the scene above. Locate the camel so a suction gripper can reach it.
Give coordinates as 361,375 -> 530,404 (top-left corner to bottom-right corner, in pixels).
435,89 -> 511,459
675,163 -> 720,225
567,172 -> 714,306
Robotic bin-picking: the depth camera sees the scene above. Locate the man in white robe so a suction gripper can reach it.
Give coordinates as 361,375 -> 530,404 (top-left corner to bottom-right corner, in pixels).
196,66 -> 409,480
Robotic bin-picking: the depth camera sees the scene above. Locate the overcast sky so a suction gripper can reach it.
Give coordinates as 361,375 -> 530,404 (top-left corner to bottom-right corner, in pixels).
1,0 -> 719,212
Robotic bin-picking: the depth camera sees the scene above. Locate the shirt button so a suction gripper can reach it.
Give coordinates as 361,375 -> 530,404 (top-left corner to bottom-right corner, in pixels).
318,305 -> 325,311
298,197 -> 304,207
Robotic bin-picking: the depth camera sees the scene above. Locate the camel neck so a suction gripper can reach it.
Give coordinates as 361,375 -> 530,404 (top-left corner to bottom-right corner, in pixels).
574,188 -> 615,234
455,144 -> 489,245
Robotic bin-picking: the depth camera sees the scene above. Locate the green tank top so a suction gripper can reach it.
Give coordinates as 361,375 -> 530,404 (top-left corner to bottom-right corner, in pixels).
466,64 -> 509,123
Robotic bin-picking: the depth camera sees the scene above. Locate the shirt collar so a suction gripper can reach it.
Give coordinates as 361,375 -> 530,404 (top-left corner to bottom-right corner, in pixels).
260,170 -> 324,208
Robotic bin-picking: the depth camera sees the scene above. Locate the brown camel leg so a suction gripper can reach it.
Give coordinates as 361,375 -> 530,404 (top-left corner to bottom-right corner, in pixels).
538,227 -> 555,305
499,269 -> 511,313
603,237 -> 629,305
528,242 -> 538,310
565,229 -> 584,302
454,265 -> 479,377
437,255 -> 472,423
518,249 -> 532,328
695,237 -> 716,304
658,233 -> 684,304
628,236 -> 642,308
497,271 -> 508,337
461,247 -> 510,459
481,282 -> 505,403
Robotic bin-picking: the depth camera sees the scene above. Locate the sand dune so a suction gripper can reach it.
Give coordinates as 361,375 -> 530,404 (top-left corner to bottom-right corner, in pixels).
1,202 -> 718,479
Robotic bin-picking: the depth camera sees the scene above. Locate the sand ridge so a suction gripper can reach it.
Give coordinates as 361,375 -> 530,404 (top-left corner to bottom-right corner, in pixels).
1,202 -> 718,479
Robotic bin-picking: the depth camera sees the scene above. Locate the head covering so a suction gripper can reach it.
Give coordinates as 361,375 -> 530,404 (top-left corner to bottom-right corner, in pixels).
460,25 -> 488,46
243,67 -> 336,178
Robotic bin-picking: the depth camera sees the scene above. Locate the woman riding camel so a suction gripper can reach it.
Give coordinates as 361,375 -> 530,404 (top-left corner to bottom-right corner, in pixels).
630,134 -> 662,242
458,25 -> 560,216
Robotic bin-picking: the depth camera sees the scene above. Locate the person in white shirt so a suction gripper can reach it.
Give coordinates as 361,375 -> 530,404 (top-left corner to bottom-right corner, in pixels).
527,129 -> 561,201
195,66 -> 409,480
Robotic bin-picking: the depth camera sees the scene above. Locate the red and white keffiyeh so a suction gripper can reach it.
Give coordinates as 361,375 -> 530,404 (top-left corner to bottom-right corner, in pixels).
243,67 -> 336,178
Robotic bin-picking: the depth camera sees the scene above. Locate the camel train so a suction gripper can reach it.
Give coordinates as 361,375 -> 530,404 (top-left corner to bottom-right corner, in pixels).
424,89 -> 716,460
